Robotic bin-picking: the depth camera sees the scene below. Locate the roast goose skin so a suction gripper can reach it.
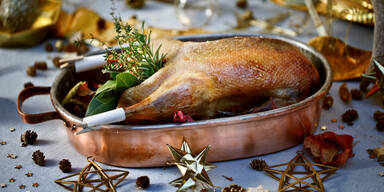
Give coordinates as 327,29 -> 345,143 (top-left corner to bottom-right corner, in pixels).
118,37 -> 320,123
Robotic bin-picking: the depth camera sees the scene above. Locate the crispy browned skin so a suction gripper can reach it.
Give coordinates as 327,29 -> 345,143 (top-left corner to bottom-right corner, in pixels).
118,37 -> 320,123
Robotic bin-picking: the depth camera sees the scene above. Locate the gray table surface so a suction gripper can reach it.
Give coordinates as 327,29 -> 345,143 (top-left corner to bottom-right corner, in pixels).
0,0 -> 383,191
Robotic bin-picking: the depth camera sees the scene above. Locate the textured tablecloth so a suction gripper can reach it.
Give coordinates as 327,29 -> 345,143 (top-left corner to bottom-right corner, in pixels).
0,0 -> 382,191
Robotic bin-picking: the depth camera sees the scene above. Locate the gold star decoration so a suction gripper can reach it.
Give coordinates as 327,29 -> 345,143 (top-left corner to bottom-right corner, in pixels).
264,151 -> 337,192
167,140 -> 217,191
55,157 -> 129,192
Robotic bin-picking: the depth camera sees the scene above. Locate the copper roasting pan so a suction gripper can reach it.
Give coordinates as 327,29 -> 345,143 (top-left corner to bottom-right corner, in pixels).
17,34 -> 332,167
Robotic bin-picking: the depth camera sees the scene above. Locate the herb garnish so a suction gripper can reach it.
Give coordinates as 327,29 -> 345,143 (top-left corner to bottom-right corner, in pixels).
85,14 -> 166,116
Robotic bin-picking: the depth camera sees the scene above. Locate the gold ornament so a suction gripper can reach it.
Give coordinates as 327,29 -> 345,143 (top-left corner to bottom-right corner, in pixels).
271,0 -> 374,25
55,157 -> 129,192
167,140 -> 217,192
0,0 -> 61,47
264,151 -> 337,192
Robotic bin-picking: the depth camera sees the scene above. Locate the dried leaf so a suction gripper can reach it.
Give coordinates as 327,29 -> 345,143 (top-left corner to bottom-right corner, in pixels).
339,83 -> 352,103
308,36 -> 371,81
304,131 -> 354,166
222,175 -> 233,181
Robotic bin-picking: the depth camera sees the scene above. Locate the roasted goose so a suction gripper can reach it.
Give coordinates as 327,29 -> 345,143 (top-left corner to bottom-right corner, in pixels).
118,37 -> 320,123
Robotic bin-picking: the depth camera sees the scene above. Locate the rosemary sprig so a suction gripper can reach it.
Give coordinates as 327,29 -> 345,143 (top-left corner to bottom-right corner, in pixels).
85,13 -> 166,116
104,14 -> 166,81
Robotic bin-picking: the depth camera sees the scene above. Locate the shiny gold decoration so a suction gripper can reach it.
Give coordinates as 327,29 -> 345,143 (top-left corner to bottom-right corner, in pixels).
54,7 -> 116,45
0,0 -> 39,32
55,8 -> 207,46
308,36 -> 372,81
55,157 -> 129,192
0,0 -> 61,47
167,140 -> 217,192
271,0 -> 374,25
264,151 -> 337,192
235,10 -> 297,37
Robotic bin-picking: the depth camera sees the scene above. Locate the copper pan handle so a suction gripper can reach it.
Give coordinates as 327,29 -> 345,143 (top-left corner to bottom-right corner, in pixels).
17,86 -> 61,124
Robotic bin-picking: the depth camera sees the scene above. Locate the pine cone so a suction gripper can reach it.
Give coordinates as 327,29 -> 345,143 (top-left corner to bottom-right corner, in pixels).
136,176 -> 150,189
21,130 -> 38,146
374,111 -> 384,121
32,150 -> 45,166
250,159 -> 268,171
59,159 -> 72,173
351,89 -> 363,100
222,184 -> 246,192
341,109 -> 358,125
377,120 -> 384,132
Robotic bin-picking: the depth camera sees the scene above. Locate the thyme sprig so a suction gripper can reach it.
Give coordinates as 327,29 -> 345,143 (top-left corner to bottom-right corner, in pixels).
104,14 -> 166,81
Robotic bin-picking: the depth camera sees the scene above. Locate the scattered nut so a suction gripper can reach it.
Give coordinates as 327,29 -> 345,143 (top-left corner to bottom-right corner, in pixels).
236,0 -> 248,9
34,61 -> 48,70
45,43 -> 53,52
26,66 -> 36,76
52,56 -> 62,68
351,89 -> 363,100
9,128 -> 16,132
24,81 -> 34,88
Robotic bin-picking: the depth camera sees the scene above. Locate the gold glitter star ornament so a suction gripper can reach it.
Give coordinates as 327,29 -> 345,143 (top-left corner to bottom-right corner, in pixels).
167,140 -> 217,191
